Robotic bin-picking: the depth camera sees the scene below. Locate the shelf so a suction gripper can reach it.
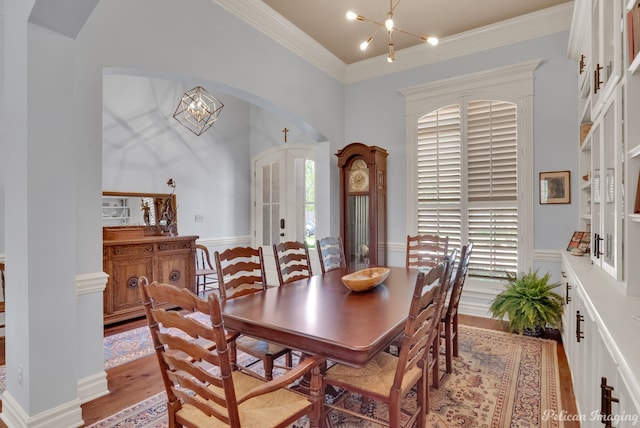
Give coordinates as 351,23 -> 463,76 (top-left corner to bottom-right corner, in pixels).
580,136 -> 592,152
628,54 -> 640,74
580,180 -> 591,190
629,213 -> 640,223
629,144 -> 640,159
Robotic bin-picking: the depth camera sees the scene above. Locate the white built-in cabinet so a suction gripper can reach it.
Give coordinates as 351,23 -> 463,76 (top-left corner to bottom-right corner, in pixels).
561,255 -> 640,427
572,0 -> 640,295
567,0 -> 640,425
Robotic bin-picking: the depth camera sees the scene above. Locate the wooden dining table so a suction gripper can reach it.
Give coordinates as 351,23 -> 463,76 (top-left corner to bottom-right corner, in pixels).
221,265 -> 420,367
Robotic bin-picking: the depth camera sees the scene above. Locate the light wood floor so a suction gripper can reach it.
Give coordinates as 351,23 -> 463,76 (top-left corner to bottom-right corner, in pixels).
0,314 -> 579,428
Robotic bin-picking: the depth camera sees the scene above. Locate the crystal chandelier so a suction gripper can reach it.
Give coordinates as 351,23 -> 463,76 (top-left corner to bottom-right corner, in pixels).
173,86 -> 224,136
346,0 -> 438,63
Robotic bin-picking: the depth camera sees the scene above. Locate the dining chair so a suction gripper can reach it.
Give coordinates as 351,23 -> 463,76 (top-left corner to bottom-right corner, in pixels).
214,245 -> 293,380
195,244 -> 217,295
323,261 -> 447,426
273,241 -> 312,286
441,243 -> 473,377
406,233 -> 449,270
428,248 -> 457,389
139,277 -> 324,427
315,236 -> 346,273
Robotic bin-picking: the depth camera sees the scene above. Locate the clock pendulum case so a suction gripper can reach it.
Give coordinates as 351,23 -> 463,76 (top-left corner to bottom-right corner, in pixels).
336,142 -> 388,267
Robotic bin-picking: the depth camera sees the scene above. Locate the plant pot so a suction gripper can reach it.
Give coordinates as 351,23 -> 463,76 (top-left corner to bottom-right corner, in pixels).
523,326 -> 543,337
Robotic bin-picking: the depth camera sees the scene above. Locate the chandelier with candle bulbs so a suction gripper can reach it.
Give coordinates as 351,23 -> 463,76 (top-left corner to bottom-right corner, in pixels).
346,0 -> 438,63
173,86 -> 224,136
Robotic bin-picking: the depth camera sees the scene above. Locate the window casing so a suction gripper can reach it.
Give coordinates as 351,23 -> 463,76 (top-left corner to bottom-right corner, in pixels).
402,60 -> 539,278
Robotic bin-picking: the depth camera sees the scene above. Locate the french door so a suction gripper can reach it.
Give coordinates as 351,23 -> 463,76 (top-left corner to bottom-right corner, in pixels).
253,145 -> 316,248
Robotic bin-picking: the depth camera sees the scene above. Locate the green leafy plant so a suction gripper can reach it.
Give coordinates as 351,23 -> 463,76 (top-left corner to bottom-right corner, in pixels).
489,270 -> 564,335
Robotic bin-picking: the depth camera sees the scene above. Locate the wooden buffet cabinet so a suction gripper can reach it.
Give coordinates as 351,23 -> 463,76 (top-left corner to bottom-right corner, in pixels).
102,234 -> 198,324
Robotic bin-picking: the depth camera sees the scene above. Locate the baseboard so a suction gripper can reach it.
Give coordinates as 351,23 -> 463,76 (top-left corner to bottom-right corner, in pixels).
78,370 -> 109,404
0,391 -> 83,428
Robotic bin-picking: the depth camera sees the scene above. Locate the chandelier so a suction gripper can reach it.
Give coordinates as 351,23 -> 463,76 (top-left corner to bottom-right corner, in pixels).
173,86 -> 224,136
346,0 -> 438,63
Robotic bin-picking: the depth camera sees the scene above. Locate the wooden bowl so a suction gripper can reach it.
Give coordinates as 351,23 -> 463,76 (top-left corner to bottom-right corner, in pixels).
341,267 -> 390,292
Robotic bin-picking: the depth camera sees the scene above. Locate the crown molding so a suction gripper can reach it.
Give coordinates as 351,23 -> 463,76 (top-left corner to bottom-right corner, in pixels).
213,0 -> 573,84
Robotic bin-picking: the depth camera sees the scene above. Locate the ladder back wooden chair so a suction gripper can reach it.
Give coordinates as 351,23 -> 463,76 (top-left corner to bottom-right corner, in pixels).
428,248 -> 457,389
214,246 -> 293,380
315,236 -> 346,273
195,244 -> 218,295
139,277 -> 324,427
406,233 -> 449,270
323,261 -> 447,426
273,241 -> 312,286
441,243 -> 473,377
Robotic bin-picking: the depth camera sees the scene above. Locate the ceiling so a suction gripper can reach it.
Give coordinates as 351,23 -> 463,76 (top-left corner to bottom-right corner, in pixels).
262,0 -> 573,65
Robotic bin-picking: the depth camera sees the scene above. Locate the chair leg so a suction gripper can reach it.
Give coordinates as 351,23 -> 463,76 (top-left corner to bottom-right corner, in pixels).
431,327 -> 440,389
228,340 -> 238,371
445,318 -> 453,374
264,356 -> 274,381
453,313 -> 459,357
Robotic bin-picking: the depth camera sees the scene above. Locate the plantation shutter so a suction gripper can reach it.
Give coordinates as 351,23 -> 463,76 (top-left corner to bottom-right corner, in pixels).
417,100 -> 518,278
416,104 -> 462,250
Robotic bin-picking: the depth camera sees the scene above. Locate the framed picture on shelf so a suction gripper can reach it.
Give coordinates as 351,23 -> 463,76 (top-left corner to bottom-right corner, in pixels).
539,171 -> 570,204
567,231 -> 584,251
567,231 -> 590,254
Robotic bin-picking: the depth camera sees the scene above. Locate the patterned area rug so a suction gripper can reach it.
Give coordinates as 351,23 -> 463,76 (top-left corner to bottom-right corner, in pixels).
86,325 -> 564,427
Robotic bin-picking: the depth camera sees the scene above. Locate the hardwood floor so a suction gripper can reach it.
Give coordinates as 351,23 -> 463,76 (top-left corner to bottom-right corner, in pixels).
0,314 -> 579,428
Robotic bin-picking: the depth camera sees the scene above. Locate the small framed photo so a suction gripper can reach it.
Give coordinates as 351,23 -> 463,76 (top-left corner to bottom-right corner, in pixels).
540,171 -> 570,204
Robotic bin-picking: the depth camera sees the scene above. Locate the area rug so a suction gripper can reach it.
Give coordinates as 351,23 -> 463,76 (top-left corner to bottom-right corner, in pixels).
86,325 -> 564,427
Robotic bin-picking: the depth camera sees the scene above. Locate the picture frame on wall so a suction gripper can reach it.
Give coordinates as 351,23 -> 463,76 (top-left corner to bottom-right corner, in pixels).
540,171 -> 571,204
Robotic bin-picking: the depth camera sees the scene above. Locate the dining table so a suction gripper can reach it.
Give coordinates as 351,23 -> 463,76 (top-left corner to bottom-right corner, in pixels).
221,265 -> 420,367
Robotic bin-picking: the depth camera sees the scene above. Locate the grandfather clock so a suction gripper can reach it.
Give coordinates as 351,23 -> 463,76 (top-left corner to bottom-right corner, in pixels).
336,142 -> 388,267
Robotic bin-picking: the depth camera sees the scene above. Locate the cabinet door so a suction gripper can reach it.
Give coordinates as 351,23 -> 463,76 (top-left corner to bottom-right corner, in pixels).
574,289 -> 599,425
155,240 -> 195,292
591,87 -> 624,280
591,0 -> 623,111
560,268 -> 576,366
601,89 -> 624,278
109,256 -> 153,314
157,252 -> 191,289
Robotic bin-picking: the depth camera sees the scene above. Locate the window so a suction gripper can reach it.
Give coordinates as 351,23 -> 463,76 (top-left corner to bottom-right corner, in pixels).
417,101 -> 518,278
402,60 -> 539,278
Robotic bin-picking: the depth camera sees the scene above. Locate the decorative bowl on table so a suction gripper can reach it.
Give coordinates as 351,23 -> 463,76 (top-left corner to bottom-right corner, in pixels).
341,267 -> 390,292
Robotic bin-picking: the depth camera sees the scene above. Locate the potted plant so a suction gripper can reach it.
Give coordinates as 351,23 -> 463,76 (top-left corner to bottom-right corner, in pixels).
489,269 -> 564,336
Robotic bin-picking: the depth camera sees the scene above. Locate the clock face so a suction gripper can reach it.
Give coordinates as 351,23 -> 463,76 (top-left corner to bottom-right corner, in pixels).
349,169 -> 369,192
